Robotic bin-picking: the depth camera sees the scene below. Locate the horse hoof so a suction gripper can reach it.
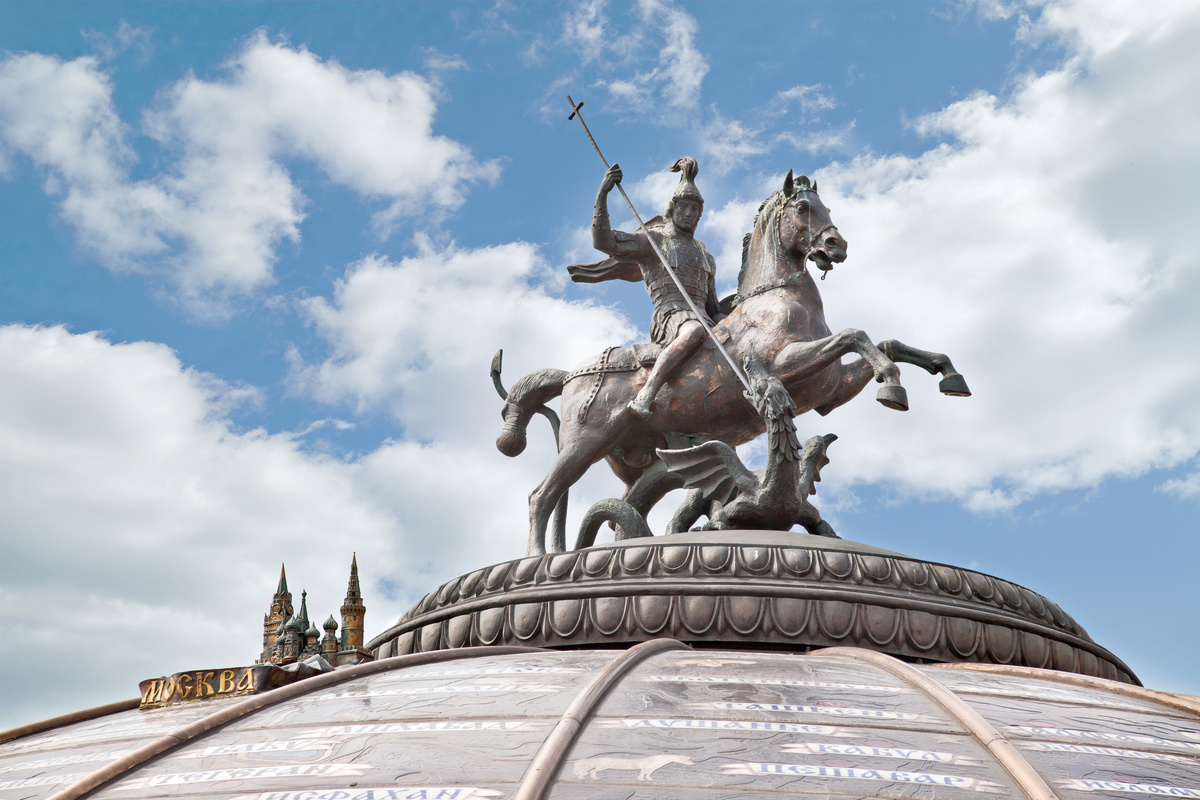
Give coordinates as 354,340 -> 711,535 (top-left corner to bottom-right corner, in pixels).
939,372 -> 972,397
876,384 -> 909,411
812,520 -> 840,539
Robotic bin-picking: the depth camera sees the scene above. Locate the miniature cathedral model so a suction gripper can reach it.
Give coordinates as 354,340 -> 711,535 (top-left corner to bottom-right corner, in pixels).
257,555 -> 369,667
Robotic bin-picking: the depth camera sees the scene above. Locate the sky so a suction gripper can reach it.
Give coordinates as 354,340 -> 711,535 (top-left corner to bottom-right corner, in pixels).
1,0 -> 1198,729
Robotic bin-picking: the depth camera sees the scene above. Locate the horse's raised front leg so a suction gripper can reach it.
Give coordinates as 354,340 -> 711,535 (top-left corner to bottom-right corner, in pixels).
878,340 -> 972,397
776,328 -> 908,411
814,357 -> 872,415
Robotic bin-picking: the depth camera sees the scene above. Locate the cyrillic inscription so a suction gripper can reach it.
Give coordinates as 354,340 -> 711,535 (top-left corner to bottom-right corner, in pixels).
0,751 -> 127,774
291,721 -> 534,738
595,718 -> 849,735
780,742 -> 975,764
0,774 -> 83,790
649,675 -> 899,692
720,762 -> 1002,792
120,764 -> 368,789
1006,726 -> 1200,752
714,702 -> 921,719
1063,779 -> 1200,797
304,684 -> 560,701
231,789 -> 500,800
139,666 -> 271,709
1020,742 -> 1189,762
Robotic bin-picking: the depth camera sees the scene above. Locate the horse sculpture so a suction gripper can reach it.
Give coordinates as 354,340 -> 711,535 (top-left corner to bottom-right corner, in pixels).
499,171 -> 969,555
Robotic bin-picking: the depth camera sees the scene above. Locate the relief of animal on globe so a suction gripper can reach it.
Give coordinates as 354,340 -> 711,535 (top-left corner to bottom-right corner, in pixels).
493,148 -> 970,557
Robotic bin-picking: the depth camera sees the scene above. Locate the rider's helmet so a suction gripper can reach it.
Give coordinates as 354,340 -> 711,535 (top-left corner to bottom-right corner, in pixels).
665,157 -> 704,217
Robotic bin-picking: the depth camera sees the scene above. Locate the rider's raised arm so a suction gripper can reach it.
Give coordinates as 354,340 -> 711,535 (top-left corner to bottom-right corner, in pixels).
592,163 -> 651,259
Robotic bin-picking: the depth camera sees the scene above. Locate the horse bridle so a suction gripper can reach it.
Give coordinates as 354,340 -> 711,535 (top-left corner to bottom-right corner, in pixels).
789,189 -> 837,278
735,190 -> 835,306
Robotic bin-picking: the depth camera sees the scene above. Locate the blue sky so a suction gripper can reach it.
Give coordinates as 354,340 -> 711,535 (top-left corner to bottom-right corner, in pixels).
2,1 -> 1198,728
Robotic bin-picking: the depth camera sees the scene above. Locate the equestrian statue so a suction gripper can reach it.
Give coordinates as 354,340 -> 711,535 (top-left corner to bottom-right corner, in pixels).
495,98 -> 971,556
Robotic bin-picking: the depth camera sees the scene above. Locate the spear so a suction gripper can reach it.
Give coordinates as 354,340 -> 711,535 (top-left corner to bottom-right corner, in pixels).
567,95 -> 751,395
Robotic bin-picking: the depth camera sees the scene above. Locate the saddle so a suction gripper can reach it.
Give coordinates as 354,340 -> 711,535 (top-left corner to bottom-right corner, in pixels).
564,343 -> 662,384
565,343 -> 661,424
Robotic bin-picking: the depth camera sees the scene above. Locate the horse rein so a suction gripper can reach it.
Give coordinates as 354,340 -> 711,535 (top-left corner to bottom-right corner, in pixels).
735,190 -> 834,306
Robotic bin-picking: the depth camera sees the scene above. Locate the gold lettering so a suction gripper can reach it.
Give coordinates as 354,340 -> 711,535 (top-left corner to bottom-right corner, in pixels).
197,672 -> 215,697
218,670 -> 236,693
178,673 -> 194,700
141,680 -> 161,704
235,670 -> 255,691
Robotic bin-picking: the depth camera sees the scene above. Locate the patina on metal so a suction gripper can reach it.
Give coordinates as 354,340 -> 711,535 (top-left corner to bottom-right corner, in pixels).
499,161 -> 971,555
566,95 -> 750,402
659,357 -> 839,536
369,530 -> 1137,686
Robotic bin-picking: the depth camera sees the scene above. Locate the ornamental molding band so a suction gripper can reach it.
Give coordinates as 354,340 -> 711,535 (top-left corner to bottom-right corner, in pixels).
368,531 -> 1138,685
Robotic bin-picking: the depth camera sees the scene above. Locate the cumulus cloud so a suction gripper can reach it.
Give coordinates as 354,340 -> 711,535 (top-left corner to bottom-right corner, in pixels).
799,0 -> 1200,509
0,300 -> 638,728
698,86 -> 847,173
290,236 -> 638,446
555,0 -> 708,119
0,324 -> 393,726
0,34 -> 498,315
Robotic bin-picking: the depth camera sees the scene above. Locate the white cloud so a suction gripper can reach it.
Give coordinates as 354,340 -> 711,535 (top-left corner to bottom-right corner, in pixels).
700,195 -> 760,293
562,0 -> 615,64
771,85 -> 837,119
700,111 -> 768,174
640,0 -> 708,111
698,87 -> 847,173
555,0 -> 708,119
0,34 -> 498,316
291,237 -> 638,447
626,166 -> 680,215
82,20 -> 153,63
0,307 -> 640,729
0,324 -> 393,726
797,0 -> 1200,509
1159,468 -> 1200,500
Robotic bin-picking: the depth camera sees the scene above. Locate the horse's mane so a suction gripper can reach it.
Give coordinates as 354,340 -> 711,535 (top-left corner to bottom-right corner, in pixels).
736,190 -> 788,293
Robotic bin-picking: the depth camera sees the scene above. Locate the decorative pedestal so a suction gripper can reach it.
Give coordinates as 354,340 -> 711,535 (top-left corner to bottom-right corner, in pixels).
368,530 -> 1138,684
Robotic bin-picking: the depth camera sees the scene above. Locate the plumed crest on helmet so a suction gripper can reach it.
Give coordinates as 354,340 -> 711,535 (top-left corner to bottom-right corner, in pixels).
666,157 -> 704,215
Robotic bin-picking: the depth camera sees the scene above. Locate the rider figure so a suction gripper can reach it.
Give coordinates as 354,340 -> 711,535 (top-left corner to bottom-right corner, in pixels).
584,157 -> 721,419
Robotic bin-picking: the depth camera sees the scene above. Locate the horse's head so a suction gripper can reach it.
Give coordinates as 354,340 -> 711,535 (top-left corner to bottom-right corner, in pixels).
737,171 -> 848,296
777,170 -> 847,275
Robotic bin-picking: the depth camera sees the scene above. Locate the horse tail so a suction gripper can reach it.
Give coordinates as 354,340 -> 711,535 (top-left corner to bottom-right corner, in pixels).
496,368 -> 568,457
574,499 -> 652,549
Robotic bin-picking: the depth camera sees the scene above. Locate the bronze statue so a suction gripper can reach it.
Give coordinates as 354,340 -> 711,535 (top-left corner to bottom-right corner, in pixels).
658,358 -> 839,537
569,158 -> 721,419
499,165 -> 970,556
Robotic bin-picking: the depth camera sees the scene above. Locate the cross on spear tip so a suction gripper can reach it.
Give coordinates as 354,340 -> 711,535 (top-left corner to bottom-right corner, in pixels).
565,94 -> 752,396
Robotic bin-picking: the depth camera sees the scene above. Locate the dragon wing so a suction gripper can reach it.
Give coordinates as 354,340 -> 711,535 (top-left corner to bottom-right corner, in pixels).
656,441 -> 758,505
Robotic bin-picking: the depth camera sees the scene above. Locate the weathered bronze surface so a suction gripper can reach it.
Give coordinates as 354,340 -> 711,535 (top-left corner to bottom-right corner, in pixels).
367,531 -> 1137,685
500,167 -> 970,555
659,358 -> 839,536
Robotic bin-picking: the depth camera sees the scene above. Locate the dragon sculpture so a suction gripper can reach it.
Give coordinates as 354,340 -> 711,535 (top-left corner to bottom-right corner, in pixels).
657,359 -> 839,537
